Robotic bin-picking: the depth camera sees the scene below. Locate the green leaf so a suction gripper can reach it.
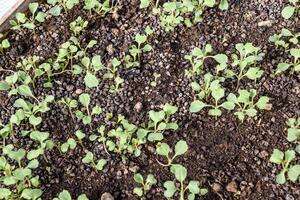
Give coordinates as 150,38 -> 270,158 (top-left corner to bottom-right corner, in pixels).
208,108 -> 222,116
285,150 -> 295,162
21,188 -> 42,200
29,3 -> 38,15
219,0 -> 229,10
187,180 -> 200,194
174,140 -> 188,156
146,174 -> 157,185
79,93 -> 90,107
133,187 -> 143,196
29,116 -> 42,126
95,159 -> 107,171
149,110 -> 165,123
17,85 -> 34,98
58,190 -> 72,200
171,164 -> 187,182
0,188 -> 12,199
82,151 -> 93,164
256,96 -> 270,110
287,165 -> 300,182
49,5 -> 61,16
281,5 -> 295,19
204,0 -> 216,7
189,100 -> 207,113
163,103 -> 178,115
156,143 -> 170,156
270,149 -> 284,164
77,194 -> 89,200
276,171 -> 286,184
140,0 -> 151,9
245,67 -> 263,80
0,82 -> 10,91
290,48 -> 300,61
134,173 -> 144,184
220,101 -> 235,110
84,72 -> 99,88
163,181 -> 176,198
35,12 -> 45,23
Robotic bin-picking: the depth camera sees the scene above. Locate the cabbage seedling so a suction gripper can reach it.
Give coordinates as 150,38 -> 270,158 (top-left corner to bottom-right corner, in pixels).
275,48 -> 300,74
10,3 -> 45,30
269,28 -> 300,49
103,58 -> 124,92
81,55 -> 103,88
84,0 -> 112,16
0,34 -> 10,54
133,173 -> 157,197
281,0 -> 299,19
225,43 -> 265,88
76,93 -> 102,125
226,89 -> 270,122
58,97 -> 78,123
270,149 -> 300,184
82,150 -> 107,171
53,190 -> 89,200
69,17 -> 88,37
89,125 -> 109,154
47,0 -> 80,16
156,140 -> 188,166
138,104 -> 179,142
286,117 -> 300,142
164,164 -> 208,200
190,83 -> 235,117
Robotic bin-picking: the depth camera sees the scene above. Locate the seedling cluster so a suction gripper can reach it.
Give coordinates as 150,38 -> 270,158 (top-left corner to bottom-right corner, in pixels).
270,28 -> 300,74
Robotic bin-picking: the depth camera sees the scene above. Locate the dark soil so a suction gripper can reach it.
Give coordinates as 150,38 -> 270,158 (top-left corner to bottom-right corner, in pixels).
0,0 -> 299,200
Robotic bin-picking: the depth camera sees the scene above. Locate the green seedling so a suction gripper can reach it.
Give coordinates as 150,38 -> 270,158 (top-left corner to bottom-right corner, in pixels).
124,26 -> 153,68
84,0 -> 112,16
82,150 -> 107,171
81,55 -> 103,88
225,43 -> 264,87
103,58 -> 124,92
13,95 -> 54,129
0,34 -> 10,54
159,2 -> 183,32
58,97 -> 78,123
138,103 -> 178,142
156,140 -> 188,166
281,0 -> 299,19
269,28 -> 300,49
270,149 -> 300,184
191,73 -> 223,101
133,173 -> 157,197
140,0 -> 160,10
275,48 -> 300,74
226,89 -> 270,122
10,3 -> 45,30
75,93 -> 102,125
164,164 -> 208,200
286,117 -> 300,142
89,125 -> 109,154
150,72 -> 161,87
70,16 -> 88,37
60,130 -> 85,153
190,83 -> 234,117
106,115 -> 140,156
1,145 -> 42,199
54,190 -> 89,200
47,0 -> 80,16
27,131 -> 54,162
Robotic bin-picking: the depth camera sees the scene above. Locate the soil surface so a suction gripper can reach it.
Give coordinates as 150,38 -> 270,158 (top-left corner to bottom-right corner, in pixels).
0,0 -> 300,200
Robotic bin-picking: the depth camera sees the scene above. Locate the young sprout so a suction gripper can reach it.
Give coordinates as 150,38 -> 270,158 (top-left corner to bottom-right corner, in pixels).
190,83 -> 234,117
133,173 -> 157,197
81,55 -> 103,88
150,72 -> 161,87
58,97 -> 78,123
286,117 -> 300,142
89,125 -> 109,154
138,104 -> 178,142
60,138 -> 77,153
159,2 -> 183,32
69,16 -> 88,37
270,149 -> 300,184
0,34 -> 10,54
75,93 -> 102,125
226,89 -> 270,122
156,140 -> 188,166
124,26 -> 153,68
83,0 -> 112,16
275,48 -> 300,74
225,43 -> 265,88
140,0 -> 160,10
164,164 -> 208,200
269,28 -> 300,49
10,3 -> 45,30
47,0 -> 80,16
82,150 -> 107,171
103,58 -> 124,93
281,0 -> 299,19
53,190 -> 89,200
